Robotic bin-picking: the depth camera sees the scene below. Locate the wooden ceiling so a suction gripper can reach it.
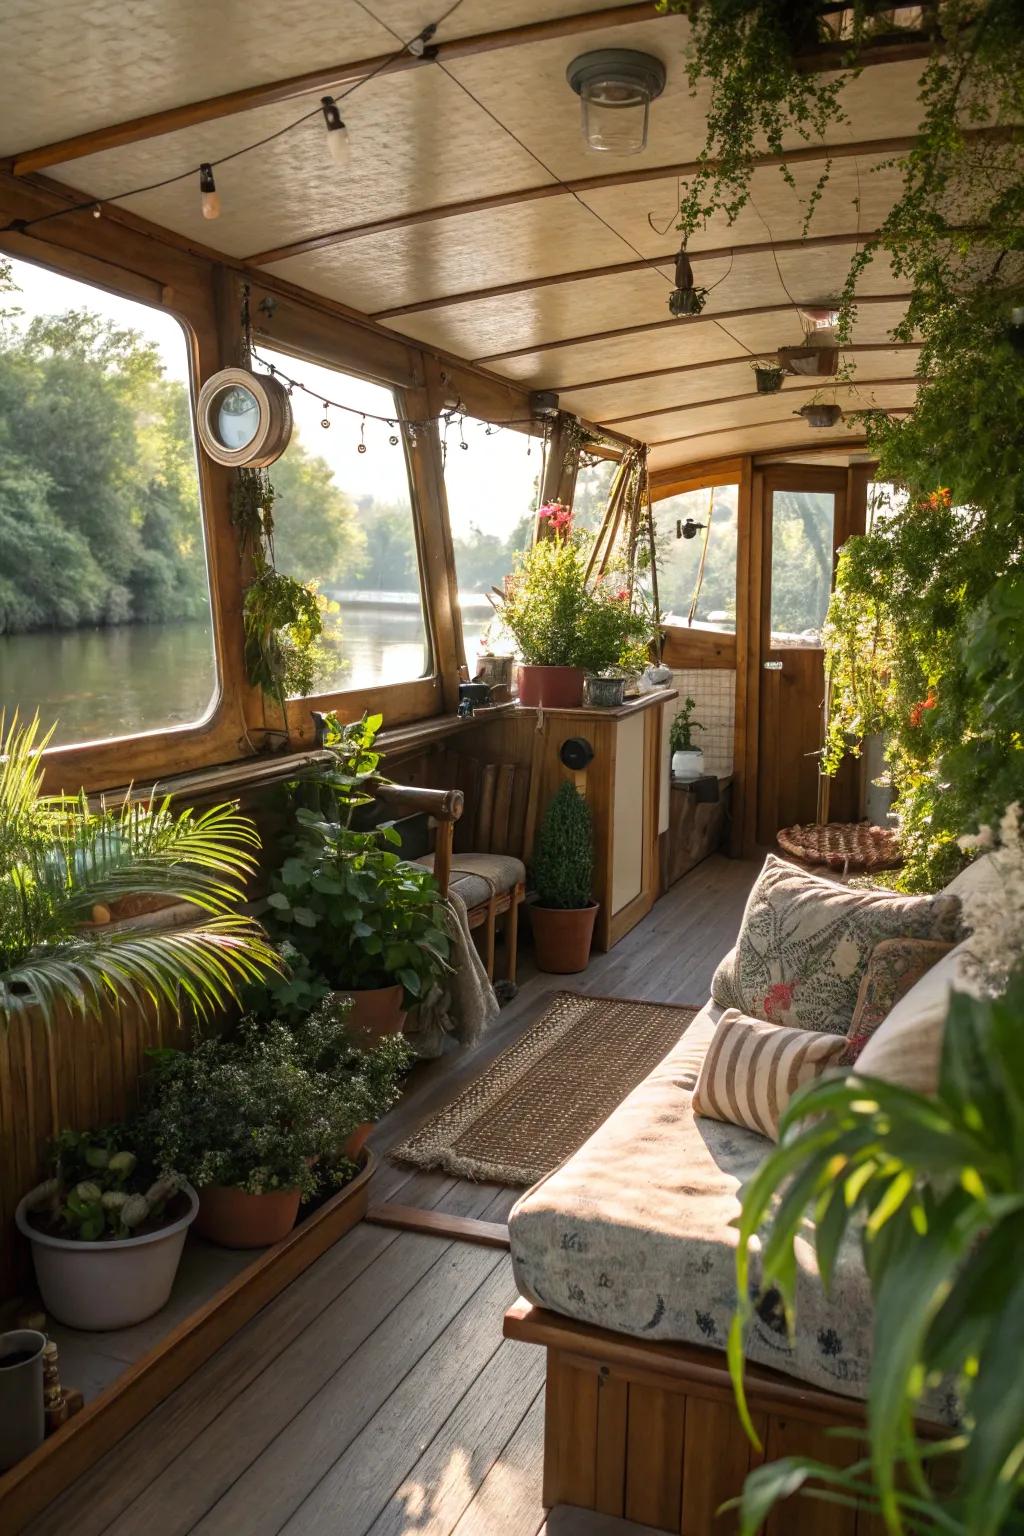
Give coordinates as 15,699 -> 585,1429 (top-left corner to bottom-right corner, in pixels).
1,0 -> 932,472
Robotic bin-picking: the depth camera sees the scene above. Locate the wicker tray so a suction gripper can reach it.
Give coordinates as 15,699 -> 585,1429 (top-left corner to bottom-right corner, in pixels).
777,820 -> 902,873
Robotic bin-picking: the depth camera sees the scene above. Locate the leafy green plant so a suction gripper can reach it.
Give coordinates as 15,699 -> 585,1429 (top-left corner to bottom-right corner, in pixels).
532,782 -> 594,910
0,713 -> 281,1028
135,1001 -> 408,1198
499,512 -> 651,673
263,713 -> 451,1006
670,697 -> 706,753
23,1127 -> 181,1242
728,976 -> 1024,1535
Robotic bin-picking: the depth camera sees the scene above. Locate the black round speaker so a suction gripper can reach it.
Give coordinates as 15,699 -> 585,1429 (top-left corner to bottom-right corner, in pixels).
559,736 -> 594,771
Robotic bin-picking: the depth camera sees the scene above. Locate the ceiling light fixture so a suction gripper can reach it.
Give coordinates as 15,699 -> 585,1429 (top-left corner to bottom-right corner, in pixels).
566,49 -> 666,155
321,96 -> 350,166
199,164 -> 220,220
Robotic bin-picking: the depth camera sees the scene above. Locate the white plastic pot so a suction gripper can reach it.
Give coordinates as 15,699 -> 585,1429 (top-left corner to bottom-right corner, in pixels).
15,1183 -> 199,1331
671,747 -> 705,782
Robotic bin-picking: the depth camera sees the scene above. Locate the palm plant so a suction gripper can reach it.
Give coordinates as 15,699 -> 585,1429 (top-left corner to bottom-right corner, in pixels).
0,714 -> 281,1027
728,977 -> 1024,1536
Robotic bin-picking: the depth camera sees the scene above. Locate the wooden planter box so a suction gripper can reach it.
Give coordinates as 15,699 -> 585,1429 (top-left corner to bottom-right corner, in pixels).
0,1151 -> 375,1534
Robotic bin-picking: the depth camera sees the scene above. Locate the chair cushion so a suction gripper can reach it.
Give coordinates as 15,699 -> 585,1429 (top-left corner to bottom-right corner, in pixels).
711,854 -> 963,1035
509,1000 -> 878,1403
416,852 -> 525,911
693,1009 -> 847,1140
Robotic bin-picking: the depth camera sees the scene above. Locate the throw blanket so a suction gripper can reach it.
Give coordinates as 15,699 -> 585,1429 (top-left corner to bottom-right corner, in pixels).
404,890 -> 499,1058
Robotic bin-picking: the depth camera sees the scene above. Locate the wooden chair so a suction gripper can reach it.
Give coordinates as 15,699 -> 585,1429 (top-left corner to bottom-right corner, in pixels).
374,775 -> 527,984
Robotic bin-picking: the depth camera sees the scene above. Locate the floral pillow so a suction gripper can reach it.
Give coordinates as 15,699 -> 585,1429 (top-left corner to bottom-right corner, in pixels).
840,937 -> 954,1064
711,855 -> 962,1036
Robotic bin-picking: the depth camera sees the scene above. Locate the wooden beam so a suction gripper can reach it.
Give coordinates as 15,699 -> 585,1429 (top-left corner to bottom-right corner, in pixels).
7,4 -> 661,176
475,293 -> 913,365
370,228 -> 883,320
650,409 -> 912,451
245,134 -> 924,267
602,375 -> 920,426
365,1202 -> 511,1249
557,341 -> 922,395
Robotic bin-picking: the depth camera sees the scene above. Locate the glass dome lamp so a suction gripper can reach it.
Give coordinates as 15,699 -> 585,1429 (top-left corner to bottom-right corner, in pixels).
566,49 -> 666,155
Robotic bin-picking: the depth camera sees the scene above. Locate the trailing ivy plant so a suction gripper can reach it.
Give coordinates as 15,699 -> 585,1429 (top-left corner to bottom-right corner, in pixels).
233,466 -> 337,710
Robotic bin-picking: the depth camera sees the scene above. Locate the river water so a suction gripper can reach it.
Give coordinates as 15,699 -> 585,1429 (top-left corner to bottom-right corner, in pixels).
0,608 -> 490,747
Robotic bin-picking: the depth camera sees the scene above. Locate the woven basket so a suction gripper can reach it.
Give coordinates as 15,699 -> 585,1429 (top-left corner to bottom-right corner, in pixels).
777,820 -> 902,873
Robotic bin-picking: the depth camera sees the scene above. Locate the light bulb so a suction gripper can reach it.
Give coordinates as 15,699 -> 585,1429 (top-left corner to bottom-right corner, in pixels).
199,163 -> 220,220
321,96 -> 350,166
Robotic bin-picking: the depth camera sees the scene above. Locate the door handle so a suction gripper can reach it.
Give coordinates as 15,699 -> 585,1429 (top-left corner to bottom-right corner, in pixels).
763,660 -> 784,671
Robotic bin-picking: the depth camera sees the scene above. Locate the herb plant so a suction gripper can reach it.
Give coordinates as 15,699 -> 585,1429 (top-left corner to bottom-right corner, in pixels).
264,713 -> 451,1005
532,782 -> 594,910
670,697 -> 706,753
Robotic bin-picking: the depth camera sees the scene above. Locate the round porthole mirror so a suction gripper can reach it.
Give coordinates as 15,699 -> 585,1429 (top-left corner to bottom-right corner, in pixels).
196,367 -> 293,467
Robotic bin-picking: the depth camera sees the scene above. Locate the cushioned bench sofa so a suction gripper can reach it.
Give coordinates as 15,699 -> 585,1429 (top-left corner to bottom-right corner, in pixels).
504,853 -> 989,1535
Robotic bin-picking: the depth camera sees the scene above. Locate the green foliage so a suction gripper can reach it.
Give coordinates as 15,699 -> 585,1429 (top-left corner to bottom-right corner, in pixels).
136,1002 -> 409,1198
0,712 -> 281,1028
500,525 -> 651,672
532,782 -> 594,910
670,697 -> 706,753
729,977 -> 1024,1535
263,713 -> 451,1005
28,1127 -> 180,1242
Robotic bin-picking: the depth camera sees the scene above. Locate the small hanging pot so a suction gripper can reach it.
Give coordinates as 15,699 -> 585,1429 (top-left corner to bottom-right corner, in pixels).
796,403 -> 843,429
752,364 -> 784,395
778,345 -> 840,377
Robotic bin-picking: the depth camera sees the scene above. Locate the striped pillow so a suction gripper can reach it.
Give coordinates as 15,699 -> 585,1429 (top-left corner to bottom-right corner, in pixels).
692,1010 -> 847,1142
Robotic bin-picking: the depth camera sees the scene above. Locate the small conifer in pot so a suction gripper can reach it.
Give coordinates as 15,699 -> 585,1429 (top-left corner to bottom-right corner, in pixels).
529,782 -> 598,974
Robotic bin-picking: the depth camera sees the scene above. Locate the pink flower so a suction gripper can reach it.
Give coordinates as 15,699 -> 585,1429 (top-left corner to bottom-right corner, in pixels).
763,982 -> 794,1021
538,501 -> 573,537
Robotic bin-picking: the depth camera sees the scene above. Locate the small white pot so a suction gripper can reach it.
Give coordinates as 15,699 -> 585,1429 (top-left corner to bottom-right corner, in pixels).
15,1183 -> 198,1331
671,747 -> 705,782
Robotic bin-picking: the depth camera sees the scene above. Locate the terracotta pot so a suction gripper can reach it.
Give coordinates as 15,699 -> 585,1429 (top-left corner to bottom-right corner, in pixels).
339,984 -> 407,1044
530,901 -> 599,974
517,665 -> 585,709
194,1184 -> 301,1249
344,1122 -> 374,1161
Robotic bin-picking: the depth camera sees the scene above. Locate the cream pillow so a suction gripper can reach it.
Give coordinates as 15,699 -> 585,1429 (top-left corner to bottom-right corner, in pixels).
855,939 -> 972,1095
711,854 -> 963,1035
692,1009 -> 847,1141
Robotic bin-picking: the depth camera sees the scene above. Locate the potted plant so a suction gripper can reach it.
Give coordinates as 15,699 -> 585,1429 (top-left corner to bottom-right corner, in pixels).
264,714 -> 451,1040
796,401 -> 843,428
529,781 -> 597,973
670,698 -> 707,781
15,1129 -> 197,1330
136,1003 -> 404,1248
0,714 -> 281,1030
500,505 -> 652,708
751,360 -> 785,394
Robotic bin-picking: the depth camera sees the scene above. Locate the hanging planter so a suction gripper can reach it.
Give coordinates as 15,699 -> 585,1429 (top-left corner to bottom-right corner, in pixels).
797,403 -> 843,429
751,361 -> 785,394
778,345 -> 840,376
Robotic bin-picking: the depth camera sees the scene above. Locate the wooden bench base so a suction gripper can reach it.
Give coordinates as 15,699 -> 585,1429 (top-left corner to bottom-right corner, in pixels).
504,1299 -> 901,1536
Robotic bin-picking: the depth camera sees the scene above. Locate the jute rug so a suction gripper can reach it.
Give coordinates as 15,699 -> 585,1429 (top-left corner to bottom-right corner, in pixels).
391,991 -> 700,1186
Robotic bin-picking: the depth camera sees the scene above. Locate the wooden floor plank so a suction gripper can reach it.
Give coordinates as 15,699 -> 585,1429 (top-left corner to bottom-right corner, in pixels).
364,1338 -> 546,1536
448,1389 -> 546,1536
192,1196 -> 516,1536
272,1259 -> 524,1536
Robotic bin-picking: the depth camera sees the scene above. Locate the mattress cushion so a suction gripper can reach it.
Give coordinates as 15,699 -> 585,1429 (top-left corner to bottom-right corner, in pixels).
508,1000 -> 877,1403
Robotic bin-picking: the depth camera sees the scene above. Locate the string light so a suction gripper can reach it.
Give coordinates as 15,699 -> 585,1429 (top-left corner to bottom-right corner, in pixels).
321,97 -> 351,166
199,164 -> 220,220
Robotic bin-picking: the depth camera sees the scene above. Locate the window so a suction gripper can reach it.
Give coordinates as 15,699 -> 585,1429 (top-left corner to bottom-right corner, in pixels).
443,418 -> 540,666
652,484 -> 738,632
572,455 -> 619,534
0,254 -> 216,747
769,488 -> 836,645
257,347 -> 430,693
867,480 -> 908,530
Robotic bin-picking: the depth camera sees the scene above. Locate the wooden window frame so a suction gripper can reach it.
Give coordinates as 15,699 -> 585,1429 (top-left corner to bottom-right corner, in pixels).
650,456 -> 746,671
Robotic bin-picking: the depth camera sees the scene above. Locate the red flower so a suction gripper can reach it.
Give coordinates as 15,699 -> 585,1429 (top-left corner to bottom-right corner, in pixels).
763,982 -> 794,1021
909,687 -> 938,726
615,587 -> 629,601
538,501 -> 573,537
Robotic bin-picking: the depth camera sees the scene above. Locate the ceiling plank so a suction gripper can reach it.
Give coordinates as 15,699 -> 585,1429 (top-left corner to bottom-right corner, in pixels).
649,405 -> 913,450
474,292 -> 913,364
369,228 -> 883,320
559,340 -> 922,393
246,133 -> 925,266
7,3 -> 661,176
601,375 -> 921,426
